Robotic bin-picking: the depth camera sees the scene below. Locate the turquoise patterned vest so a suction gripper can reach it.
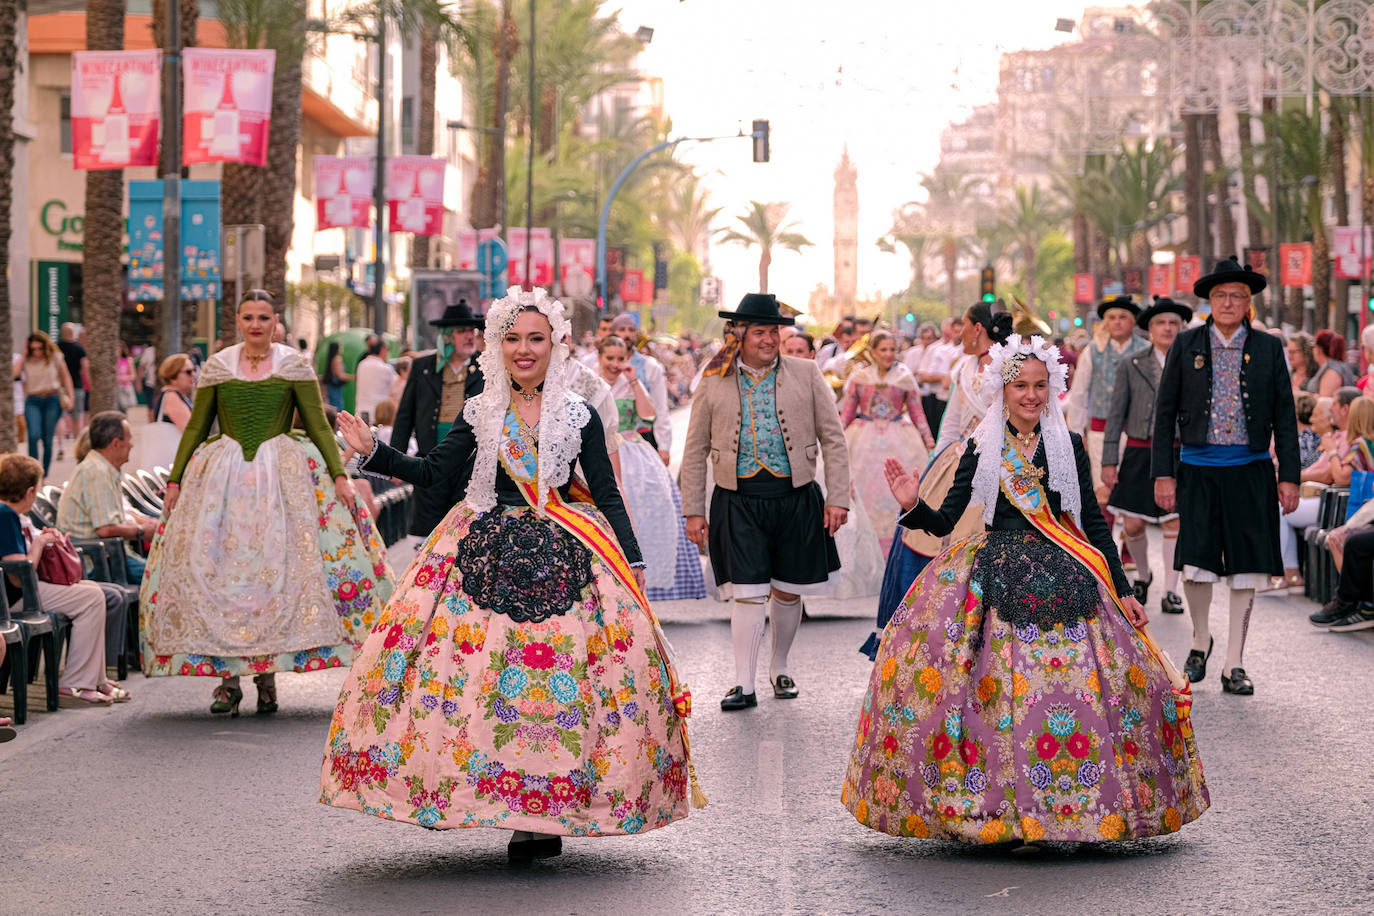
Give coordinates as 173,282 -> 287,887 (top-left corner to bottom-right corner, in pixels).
737,366 -> 791,478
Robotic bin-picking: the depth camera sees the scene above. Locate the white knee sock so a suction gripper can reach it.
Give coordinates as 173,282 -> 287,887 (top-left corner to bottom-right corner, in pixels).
731,598 -> 768,694
1124,529 -> 1152,585
768,594 -> 804,681
1183,580 -> 1213,654
1224,588 -> 1255,673
1162,531 -> 1180,592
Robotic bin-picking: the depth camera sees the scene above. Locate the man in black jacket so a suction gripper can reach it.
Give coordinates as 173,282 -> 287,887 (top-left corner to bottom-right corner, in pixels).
1153,258 -> 1300,697
391,300 -> 485,536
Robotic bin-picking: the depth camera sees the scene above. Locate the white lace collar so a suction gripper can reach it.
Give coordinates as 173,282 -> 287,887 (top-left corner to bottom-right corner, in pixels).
462,287 -> 589,513
198,343 -> 311,386
969,335 -> 1080,526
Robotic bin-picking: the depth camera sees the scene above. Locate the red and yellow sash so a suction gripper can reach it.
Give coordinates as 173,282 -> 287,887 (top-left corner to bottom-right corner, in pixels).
997,436 -> 1192,708
496,413 -> 706,805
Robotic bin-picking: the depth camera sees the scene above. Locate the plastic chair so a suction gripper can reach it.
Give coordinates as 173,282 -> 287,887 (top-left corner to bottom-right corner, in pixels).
136,469 -> 165,499
72,537 -> 140,674
0,560 -> 60,714
30,495 -> 57,530
150,467 -> 170,488
0,602 -> 28,724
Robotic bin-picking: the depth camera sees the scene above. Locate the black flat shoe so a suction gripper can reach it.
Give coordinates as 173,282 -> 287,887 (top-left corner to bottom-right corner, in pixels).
1132,577 -> 1152,604
1220,667 -> 1254,695
771,675 -> 799,700
720,686 -> 757,711
508,834 -> 562,862
1183,637 -> 1213,684
1161,591 -> 1184,614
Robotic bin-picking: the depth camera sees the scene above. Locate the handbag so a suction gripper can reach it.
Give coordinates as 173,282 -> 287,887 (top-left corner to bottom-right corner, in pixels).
37,532 -> 82,586
1346,468 -> 1374,522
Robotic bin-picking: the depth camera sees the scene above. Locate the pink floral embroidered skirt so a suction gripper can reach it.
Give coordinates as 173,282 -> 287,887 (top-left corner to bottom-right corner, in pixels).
320,501 -> 690,836
842,531 -> 1209,843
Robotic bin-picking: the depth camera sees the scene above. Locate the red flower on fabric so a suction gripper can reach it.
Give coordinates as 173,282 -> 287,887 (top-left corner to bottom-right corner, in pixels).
361,578 -> 374,591
1059,804 -> 1073,816
959,739 -> 978,765
1067,733 -> 1090,759
383,624 -> 404,648
374,563 -> 387,577
523,642 -> 556,669
1049,657 -> 1063,669
1161,723 -> 1175,746
932,733 -> 953,760
195,662 -> 216,676
414,566 -> 435,588
178,663 -> 193,675
459,641 -> 476,655
521,791 -> 550,815
338,580 -> 359,601
883,734 -> 899,756
1036,734 -> 1060,760
476,777 -> 498,797
613,638 -> 629,652
549,777 -> 575,801
943,805 -> 957,817
1123,739 -> 1139,757
587,653 -> 599,666
496,770 -> 524,799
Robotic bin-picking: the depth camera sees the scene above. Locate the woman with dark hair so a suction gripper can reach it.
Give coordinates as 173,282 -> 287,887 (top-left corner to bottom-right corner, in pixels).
19,331 -> 75,475
1307,329 -> 1355,397
140,290 -> 392,715
860,303 -> 1014,659
322,341 -> 352,411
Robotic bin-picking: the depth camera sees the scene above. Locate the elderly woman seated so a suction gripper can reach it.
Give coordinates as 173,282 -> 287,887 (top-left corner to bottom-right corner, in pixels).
0,454 -> 130,706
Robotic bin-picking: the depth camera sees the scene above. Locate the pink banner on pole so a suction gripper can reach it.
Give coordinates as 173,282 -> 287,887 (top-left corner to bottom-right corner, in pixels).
560,238 -> 596,297
1174,256 -> 1201,293
457,231 -> 479,270
70,50 -> 161,170
1334,226 -> 1372,280
507,228 -> 554,287
314,156 -> 374,230
1148,264 -> 1171,297
183,48 -> 275,166
386,156 -> 445,236
1073,273 -> 1094,304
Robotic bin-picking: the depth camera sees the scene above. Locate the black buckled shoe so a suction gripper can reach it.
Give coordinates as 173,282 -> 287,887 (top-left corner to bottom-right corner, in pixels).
1310,597 -> 1356,629
771,675 -> 799,699
720,686 -> 758,711
1132,577 -> 1152,604
508,832 -> 562,862
1220,667 -> 1254,695
1183,637 -> 1213,684
1161,591 -> 1184,614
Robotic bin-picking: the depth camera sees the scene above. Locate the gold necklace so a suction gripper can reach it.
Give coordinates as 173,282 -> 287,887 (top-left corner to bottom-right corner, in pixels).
512,380 -> 541,403
1014,427 -> 1038,451
243,348 -> 270,373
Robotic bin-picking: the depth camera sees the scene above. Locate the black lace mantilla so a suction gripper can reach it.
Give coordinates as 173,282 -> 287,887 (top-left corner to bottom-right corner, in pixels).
972,530 -> 1101,626
454,510 -> 593,623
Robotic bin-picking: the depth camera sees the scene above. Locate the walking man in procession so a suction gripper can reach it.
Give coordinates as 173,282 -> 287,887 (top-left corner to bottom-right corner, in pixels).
681,293 -> 850,711
1153,258 -> 1300,696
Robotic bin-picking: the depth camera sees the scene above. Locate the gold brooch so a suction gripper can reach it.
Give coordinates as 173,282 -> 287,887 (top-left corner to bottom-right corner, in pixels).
1193,354 -> 1205,369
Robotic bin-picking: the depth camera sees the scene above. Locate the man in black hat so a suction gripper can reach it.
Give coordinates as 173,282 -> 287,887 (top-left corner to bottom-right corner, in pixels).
681,293 -> 850,711
1153,258 -> 1300,696
391,300 -> 486,537
1067,295 -> 1149,543
1101,296 -> 1192,616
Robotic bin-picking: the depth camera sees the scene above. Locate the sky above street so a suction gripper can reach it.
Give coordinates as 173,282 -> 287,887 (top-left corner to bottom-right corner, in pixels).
611,0 -> 1086,315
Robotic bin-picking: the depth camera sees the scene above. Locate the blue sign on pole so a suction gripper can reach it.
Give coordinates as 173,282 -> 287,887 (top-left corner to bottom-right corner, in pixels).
128,179 -> 222,301
476,237 -> 508,300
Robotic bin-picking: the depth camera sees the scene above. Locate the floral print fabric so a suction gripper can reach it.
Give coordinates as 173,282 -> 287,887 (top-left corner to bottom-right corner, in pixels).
842,532 -> 1208,843
140,435 -> 392,677
320,501 -> 690,836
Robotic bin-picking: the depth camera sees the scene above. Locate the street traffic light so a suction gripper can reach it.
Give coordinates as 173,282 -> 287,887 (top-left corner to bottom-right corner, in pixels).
1048,309 -> 1057,320
980,265 -> 995,302
752,120 -> 770,162
905,311 -> 915,323
1073,316 -> 1084,326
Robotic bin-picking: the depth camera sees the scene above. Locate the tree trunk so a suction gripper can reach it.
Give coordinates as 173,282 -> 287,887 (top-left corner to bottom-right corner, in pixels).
219,161 -> 263,346
473,2 -> 517,230
1023,241 -> 1038,307
410,28 -> 437,270
943,238 -> 958,318
153,0 -> 199,355
0,0 -> 19,451
1071,209 -> 1089,274
1184,113 -> 1206,260
1286,284 -> 1305,331
1331,103 -> 1350,328
1090,225 -> 1110,314
1312,218 -> 1333,332
260,2 -> 306,315
82,0 -> 125,417
1237,111 -> 1264,248
758,248 -> 771,294
1206,114 -> 1235,261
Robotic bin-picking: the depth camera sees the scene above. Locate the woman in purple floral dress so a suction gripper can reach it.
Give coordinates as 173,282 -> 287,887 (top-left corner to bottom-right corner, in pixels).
842,335 -> 1208,847
322,289 -> 697,861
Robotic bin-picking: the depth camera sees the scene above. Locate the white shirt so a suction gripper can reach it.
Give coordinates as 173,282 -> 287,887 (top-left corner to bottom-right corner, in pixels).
924,341 -> 962,401
1066,336 -> 1135,433
354,354 -> 398,422
902,343 -> 928,378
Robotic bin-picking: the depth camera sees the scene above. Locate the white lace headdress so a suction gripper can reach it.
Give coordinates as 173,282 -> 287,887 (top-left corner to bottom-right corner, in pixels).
969,334 -> 1080,526
462,286 -> 588,513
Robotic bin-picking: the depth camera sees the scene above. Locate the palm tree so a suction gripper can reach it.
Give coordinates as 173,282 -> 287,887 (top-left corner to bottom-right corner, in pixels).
472,0 -> 517,229
995,185 -> 1062,309
410,27 -> 438,270
717,201 -> 812,294
82,0 -> 126,416
660,173 -> 721,255
1251,108 -> 1328,329
0,0 -> 20,450
916,164 -> 980,316
259,1 -> 307,309
879,202 -> 934,298
152,0 -> 199,353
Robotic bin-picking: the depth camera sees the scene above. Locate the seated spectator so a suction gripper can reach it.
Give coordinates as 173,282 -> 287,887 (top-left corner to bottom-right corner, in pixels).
0,454 -> 128,706
56,411 -> 157,583
1358,325 -> 1374,392
1295,392 -> 1322,470
152,353 -> 196,431
372,397 -> 415,455
1308,330 -> 1356,397
0,638 -> 13,740
1302,387 -> 1360,485
1309,521 -> 1374,631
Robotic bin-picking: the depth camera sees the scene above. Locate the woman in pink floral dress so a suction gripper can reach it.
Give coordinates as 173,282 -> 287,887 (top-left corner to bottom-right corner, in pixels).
842,335 -> 1208,848
323,288 -> 696,861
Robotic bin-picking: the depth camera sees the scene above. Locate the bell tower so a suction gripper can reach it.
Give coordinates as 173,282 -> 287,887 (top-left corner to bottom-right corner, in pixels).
834,147 -> 858,307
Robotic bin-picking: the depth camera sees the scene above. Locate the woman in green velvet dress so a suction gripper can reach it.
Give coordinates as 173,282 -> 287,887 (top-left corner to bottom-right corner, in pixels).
139,291 -> 393,715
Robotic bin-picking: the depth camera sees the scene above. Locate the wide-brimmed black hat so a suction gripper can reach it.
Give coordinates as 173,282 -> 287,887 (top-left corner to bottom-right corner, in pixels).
1136,295 -> 1193,330
1194,256 -> 1267,298
1096,294 -> 1141,319
429,299 -> 485,329
718,293 -> 795,326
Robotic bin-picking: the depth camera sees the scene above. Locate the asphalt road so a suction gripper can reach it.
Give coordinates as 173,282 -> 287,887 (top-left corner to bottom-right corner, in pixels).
4,410 -> 1372,913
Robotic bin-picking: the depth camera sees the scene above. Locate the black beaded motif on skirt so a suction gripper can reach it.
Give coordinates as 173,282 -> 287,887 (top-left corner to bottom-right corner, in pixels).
971,530 -> 1101,627
454,510 -> 593,623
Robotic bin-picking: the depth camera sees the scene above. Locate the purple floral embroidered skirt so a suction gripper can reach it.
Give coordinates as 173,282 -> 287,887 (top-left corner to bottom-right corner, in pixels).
320,502 -> 690,836
842,531 -> 1209,843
